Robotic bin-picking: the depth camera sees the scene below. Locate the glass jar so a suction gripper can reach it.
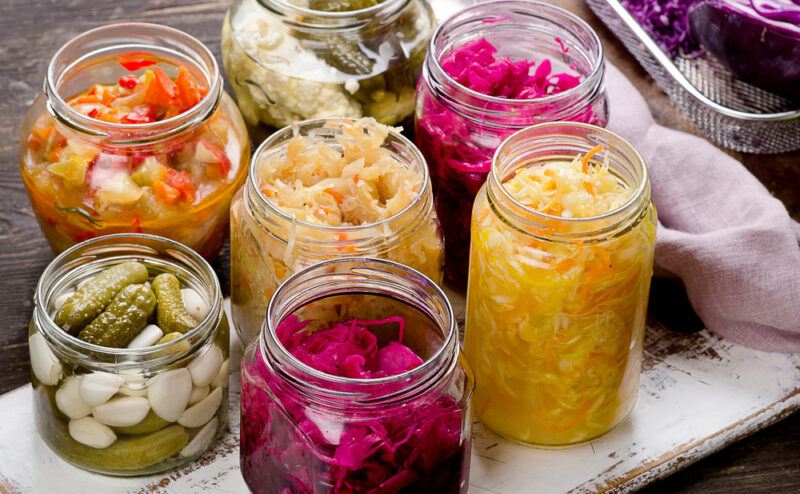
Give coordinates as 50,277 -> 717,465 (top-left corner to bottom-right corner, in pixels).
29,234 -> 229,475
240,258 -> 474,493
19,23 -> 250,259
230,117 -> 443,343
221,0 -> 434,128
415,0 -> 608,290
465,123 -> 657,447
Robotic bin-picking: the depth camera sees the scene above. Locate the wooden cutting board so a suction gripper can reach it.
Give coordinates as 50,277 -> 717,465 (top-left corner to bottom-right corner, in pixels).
1,296 -> 798,493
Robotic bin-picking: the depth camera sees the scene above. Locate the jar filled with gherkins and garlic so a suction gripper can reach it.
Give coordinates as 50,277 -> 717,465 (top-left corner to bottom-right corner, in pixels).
221,0 -> 434,129
28,234 -> 229,476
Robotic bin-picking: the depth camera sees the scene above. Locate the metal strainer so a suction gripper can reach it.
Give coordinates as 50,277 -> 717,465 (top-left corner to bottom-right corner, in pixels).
587,0 -> 800,154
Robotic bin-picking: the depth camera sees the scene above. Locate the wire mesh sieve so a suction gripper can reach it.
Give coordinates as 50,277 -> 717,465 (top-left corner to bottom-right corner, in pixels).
586,0 -> 800,154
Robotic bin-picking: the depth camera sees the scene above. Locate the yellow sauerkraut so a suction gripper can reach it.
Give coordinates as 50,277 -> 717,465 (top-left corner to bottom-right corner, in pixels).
464,147 -> 657,446
231,118 -> 443,343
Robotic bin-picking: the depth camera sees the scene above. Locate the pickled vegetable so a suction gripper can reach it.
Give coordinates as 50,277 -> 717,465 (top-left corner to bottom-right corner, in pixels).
55,261 -> 148,334
78,284 -> 156,347
221,0 -> 433,127
230,118 -> 444,342
152,273 -> 198,334
20,52 -> 249,258
113,410 -> 170,435
464,148 -> 657,446
58,424 -> 189,471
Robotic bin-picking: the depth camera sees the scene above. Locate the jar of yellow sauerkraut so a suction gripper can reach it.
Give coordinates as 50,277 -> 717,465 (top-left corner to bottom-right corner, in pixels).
465,122 -> 657,447
221,0 -> 434,129
230,117 -> 443,343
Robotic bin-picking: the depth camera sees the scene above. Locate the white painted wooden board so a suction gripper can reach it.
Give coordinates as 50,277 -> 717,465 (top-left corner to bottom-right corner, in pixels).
1,295 -> 799,493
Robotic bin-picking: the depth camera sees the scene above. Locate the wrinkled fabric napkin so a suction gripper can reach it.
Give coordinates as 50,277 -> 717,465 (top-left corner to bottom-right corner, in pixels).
604,63 -> 800,352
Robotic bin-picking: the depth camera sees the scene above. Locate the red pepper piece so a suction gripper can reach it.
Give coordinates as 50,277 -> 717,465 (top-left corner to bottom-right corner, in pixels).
117,53 -> 157,71
87,108 -> 99,118
175,66 -> 207,112
196,139 -> 232,177
122,104 -> 158,124
165,168 -> 196,203
118,74 -> 139,89
145,67 -> 178,109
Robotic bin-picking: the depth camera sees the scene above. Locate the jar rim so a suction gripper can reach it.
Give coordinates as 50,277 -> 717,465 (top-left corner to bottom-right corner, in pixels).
489,122 -> 649,232
261,257 -> 458,396
34,233 -> 223,364
427,0 -> 605,107
256,0 -> 409,25
45,22 -> 222,144
247,117 -> 431,235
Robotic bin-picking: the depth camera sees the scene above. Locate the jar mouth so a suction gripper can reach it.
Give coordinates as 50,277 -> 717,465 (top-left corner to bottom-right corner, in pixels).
248,117 -> 430,235
34,233 -> 223,365
260,0 -> 409,25
262,258 -> 457,395
490,122 -> 649,233
427,0 -> 605,107
45,23 -> 222,144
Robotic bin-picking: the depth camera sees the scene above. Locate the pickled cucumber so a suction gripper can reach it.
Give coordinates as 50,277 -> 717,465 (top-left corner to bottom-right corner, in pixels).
78,284 -> 156,348
322,38 -> 375,75
152,274 -> 197,334
113,410 -> 170,435
156,332 -> 184,345
57,424 -> 189,471
55,262 -> 149,334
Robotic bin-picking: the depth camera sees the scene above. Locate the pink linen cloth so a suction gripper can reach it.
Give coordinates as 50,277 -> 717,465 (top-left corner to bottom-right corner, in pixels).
605,63 -> 800,352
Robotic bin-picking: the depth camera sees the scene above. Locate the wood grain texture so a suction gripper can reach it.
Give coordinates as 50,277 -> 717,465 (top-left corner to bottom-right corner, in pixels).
0,0 -> 796,492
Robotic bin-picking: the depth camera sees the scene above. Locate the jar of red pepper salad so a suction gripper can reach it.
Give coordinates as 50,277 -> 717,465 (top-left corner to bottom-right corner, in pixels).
414,0 -> 608,290
19,23 -> 250,259
240,257 -> 474,494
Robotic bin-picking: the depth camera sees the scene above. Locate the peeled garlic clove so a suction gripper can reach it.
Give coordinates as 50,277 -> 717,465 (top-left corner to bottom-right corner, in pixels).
79,372 -> 124,407
187,346 -> 223,387
53,291 -> 75,311
56,376 -> 91,419
188,385 -> 209,406
180,417 -> 218,458
211,359 -> 229,389
93,396 -> 150,427
29,333 -> 62,386
178,386 -> 222,428
69,417 -> 116,449
148,368 -> 192,422
127,324 -> 164,349
181,288 -> 209,321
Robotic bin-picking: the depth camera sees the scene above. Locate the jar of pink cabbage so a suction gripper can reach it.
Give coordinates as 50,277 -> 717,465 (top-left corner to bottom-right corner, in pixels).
239,258 -> 474,494
414,0 -> 609,290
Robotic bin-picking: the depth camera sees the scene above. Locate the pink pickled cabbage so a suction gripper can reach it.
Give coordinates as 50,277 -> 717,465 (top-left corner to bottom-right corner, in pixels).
240,315 -> 468,494
618,0 -> 704,57
415,38 -> 597,290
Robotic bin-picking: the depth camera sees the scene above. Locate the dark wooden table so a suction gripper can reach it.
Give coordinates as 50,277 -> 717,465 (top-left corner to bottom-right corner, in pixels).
0,0 -> 797,492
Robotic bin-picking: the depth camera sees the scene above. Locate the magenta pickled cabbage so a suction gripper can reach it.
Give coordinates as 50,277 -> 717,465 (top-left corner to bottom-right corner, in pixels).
415,38 -> 595,290
240,315 -> 468,494
618,0 -> 704,57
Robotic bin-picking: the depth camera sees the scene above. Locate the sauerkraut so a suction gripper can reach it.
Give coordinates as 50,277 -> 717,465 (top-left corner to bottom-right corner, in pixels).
230,118 -> 443,343
464,148 -> 657,446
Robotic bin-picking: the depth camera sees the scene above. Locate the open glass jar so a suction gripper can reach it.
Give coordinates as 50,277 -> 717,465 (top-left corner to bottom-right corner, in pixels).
19,23 -> 250,259
230,118 -> 443,343
221,0 -> 434,128
465,123 -> 656,447
29,234 -> 229,475
415,0 -> 608,290
240,258 -> 474,493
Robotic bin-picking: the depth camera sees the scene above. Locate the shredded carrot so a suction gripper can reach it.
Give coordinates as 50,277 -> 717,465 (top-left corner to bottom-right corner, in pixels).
581,145 -> 604,174
582,181 -> 596,195
324,188 -> 344,204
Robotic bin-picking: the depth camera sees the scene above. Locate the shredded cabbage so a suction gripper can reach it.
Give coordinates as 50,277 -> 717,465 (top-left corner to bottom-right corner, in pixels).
240,315 -> 468,493
619,0 -> 704,57
414,37 -> 602,289
230,118 -> 443,343
464,149 -> 657,445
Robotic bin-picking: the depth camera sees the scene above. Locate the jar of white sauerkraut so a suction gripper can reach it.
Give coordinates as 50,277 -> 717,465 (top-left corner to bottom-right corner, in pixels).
230,117 -> 444,344
221,0 -> 434,129
465,122 -> 657,447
